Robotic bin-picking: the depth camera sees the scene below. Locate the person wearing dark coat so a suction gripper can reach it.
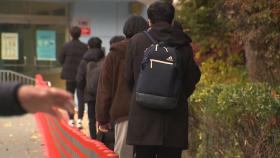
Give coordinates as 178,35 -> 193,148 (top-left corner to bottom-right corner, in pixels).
125,2 -> 201,158
0,83 -> 74,116
96,16 -> 148,158
58,26 -> 88,126
76,37 -> 105,138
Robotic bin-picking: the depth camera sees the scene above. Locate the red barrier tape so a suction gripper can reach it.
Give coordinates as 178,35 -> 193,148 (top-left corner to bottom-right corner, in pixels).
34,74 -> 119,158
35,113 -> 58,157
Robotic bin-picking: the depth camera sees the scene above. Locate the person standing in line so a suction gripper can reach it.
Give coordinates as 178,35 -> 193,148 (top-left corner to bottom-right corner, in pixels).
95,16 -> 149,158
76,37 -> 105,138
125,2 -> 201,158
109,35 -> 125,45
59,26 -> 88,127
95,35 -> 125,150
0,83 -> 74,116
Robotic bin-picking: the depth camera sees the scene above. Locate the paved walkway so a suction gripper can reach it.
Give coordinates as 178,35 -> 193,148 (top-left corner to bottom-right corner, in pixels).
0,114 -> 44,158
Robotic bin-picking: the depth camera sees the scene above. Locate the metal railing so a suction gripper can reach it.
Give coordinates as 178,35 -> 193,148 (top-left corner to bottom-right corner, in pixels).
0,69 -> 35,85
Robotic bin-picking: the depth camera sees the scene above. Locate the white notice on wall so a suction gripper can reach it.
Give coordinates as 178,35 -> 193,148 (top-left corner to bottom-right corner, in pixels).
1,33 -> 19,60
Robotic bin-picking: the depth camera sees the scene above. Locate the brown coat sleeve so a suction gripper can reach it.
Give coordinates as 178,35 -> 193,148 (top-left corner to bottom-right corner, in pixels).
95,55 -> 113,124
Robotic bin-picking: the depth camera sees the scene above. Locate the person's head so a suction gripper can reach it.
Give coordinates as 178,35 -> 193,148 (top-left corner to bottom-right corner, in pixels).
88,37 -> 102,49
109,35 -> 125,45
123,15 -> 148,38
147,1 -> 175,25
69,26 -> 81,40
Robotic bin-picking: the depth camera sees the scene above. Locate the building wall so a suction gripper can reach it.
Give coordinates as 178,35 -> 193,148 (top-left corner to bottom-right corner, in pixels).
71,1 -> 132,53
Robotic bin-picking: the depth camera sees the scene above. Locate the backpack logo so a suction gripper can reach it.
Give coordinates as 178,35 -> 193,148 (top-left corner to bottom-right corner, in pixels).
166,56 -> 174,62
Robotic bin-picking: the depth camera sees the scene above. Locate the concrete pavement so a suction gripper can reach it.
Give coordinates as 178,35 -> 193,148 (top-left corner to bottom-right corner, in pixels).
0,114 -> 44,158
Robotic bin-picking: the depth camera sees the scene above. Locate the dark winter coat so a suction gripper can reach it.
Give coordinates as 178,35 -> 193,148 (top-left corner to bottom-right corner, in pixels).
96,39 -> 131,124
59,39 -> 88,81
76,48 -> 104,102
0,83 -> 26,116
125,22 -> 201,149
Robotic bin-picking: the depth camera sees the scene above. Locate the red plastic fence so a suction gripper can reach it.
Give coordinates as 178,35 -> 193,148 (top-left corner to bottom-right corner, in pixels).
34,74 -> 118,158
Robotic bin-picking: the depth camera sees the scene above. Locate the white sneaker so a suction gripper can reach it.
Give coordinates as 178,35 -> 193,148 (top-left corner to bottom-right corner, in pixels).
68,119 -> 75,127
77,119 -> 83,129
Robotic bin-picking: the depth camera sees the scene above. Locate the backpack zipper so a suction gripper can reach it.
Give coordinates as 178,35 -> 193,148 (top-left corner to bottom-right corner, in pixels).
155,44 -> 158,51
154,45 -> 169,52
150,59 -> 173,68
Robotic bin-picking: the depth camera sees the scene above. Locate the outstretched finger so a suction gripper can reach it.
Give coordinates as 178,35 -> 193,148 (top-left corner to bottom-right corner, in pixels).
49,88 -> 73,100
46,107 -> 59,117
48,88 -> 75,113
52,98 -> 75,114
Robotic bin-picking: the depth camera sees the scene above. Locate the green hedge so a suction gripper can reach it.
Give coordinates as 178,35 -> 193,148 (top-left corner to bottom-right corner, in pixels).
187,60 -> 280,157
188,83 -> 280,157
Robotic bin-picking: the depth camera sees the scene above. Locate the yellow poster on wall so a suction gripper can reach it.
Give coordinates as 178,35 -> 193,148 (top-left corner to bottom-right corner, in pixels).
1,33 -> 19,60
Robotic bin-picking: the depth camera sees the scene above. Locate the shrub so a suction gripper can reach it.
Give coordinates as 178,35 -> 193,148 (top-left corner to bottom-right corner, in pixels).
189,83 -> 280,157
186,59 -> 280,157
197,58 -> 247,86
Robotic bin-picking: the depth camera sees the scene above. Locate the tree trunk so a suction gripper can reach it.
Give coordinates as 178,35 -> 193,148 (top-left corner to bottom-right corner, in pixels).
244,31 -> 280,85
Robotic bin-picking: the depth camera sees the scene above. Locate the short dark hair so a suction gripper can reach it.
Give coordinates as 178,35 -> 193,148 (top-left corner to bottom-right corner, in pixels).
88,37 -> 102,49
70,26 -> 81,39
109,35 -> 125,45
147,1 -> 175,24
123,16 -> 148,38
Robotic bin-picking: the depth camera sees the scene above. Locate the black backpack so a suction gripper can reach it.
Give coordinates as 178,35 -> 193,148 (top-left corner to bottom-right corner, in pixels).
86,61 -> 102,95
135,31 -> 182,110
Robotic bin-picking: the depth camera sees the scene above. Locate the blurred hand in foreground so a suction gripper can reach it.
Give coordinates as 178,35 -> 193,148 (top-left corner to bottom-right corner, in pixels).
18,85 -> 75,115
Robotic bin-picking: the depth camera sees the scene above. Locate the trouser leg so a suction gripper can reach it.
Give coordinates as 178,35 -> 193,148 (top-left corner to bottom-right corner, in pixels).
133,145 -> 156,158
157,146 -> 182,158
87,101 -> 96,139
65,81 -> 76,120
77,87 -> 84,119
134,146 -> 182,158
114,120 -> 133,158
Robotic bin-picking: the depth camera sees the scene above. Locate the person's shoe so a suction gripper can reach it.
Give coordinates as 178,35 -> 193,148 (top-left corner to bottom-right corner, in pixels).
77,119 -> 83,129
68,119 -> 75,127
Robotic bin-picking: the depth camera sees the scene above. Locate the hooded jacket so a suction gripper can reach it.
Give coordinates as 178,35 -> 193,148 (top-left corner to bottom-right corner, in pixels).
125,22 -> 201,149
96,39 -> 131,124
76,48 -> 104,102
59,39 -> 88,81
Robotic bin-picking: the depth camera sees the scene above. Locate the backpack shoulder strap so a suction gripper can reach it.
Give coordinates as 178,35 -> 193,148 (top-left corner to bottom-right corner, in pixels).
143,31 -> 157,44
